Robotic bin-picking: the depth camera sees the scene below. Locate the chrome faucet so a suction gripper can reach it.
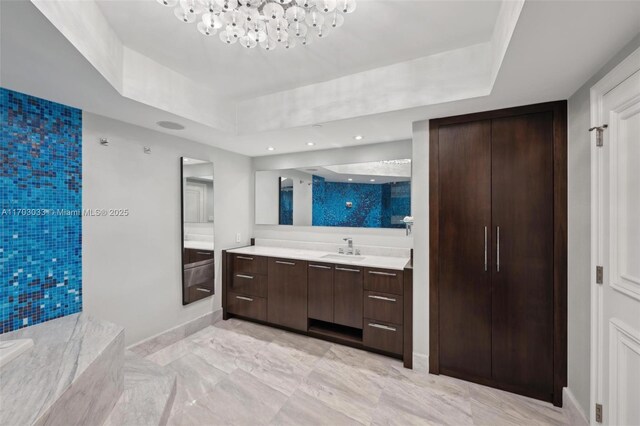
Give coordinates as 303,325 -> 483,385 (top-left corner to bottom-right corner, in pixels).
343,237 -> 354,255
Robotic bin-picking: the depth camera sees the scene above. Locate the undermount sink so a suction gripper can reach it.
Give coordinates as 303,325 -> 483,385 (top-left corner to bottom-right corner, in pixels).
321,254 -> 365,262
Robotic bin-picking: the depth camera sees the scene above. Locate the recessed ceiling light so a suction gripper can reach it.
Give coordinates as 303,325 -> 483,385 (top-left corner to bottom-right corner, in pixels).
354,135 -> 363,140
267,146 -> 275,151
306,142 -> 315,146
370,178 -> 376,182
348,178 -> 353,182
157,121 -> 185,130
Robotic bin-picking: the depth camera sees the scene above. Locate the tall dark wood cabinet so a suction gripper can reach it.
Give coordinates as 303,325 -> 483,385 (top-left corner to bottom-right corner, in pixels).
429,101 -> 567,406
267,258 -> 308,331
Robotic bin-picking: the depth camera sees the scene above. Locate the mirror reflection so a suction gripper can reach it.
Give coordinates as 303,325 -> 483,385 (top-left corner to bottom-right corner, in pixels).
181,157 -> 214,305
256,158 -> 411,228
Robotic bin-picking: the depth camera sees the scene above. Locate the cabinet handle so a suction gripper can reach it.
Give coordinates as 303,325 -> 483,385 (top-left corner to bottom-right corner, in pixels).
484,226 -> 488,272
336,267 -> 360,273
236,296 -> 253,302
237,256 -> 254,261
368,271 -> 396,277
368,295 -> 397,302
497,226 -> 500,272
196,288 -> 211,293
276,260 -> 296,266
197,251 -> 211,255
309,264 -> 331,269
368,323 -> 397,332
236,274 -> 254,280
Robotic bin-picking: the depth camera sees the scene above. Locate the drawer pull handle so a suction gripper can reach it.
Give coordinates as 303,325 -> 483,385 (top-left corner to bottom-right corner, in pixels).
196,288 -> 211,293
335,267 -> 360,273
309,264 -> 331,269
368,323 -> 397,332
196,251 -> 212,255
368,295 -> 397,302
276,260 -> 296,266
368,271 -> 397,277
236,296 -> 253,302
237,256 -> 254,261
236,274 -> 254,280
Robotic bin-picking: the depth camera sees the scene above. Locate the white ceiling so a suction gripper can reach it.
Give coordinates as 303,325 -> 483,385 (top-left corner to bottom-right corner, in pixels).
2,1 -> 640,158
95,0 -> 502,100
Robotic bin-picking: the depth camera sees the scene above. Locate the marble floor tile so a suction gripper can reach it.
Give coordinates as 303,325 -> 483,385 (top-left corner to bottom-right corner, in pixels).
167,353 -> 227,409
270,389 -> 364,426
146,339 -> 198,367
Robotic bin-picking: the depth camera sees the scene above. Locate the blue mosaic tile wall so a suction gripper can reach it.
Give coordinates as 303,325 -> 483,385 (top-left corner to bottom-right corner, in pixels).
0,88 -> 82,334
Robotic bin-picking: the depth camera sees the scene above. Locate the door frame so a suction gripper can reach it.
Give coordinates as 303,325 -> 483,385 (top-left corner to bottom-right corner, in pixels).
428,101 -> 567,406
589,46 -> 640,425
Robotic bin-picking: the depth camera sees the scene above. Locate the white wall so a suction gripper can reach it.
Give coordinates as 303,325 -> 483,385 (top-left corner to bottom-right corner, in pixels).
255,170 -> 279,225
82,113 -> 253,345
253,140 -> 414,250
566,33 -> 640,420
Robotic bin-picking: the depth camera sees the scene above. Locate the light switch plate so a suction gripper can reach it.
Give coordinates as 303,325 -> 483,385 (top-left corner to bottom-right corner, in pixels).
236,233 -> 241,243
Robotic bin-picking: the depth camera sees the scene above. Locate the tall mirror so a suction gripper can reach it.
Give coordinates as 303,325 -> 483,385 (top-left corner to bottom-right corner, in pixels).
181,157 -> 214,305
255,158 -> 411,228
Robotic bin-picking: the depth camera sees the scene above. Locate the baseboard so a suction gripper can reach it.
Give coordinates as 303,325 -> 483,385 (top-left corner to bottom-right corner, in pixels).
127,309 -> 222,357
413,352 -> 429,372
563,387 -> 589,426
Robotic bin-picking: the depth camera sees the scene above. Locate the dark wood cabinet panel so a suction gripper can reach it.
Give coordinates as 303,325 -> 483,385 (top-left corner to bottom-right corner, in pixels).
363,319 -> 403,355
190,249 -> 214,263
183,259 -> 215,304
227,291 -> 267,321
308,263 -> 334,322
490,112 -> 554,395
334,266 -> 363,329
267,258 -> 308,331
438,119 -> 493,380
364,291 -> 403,325
363,268 -> 403,295
233,254 -> 268,275
231,273 -> 267,298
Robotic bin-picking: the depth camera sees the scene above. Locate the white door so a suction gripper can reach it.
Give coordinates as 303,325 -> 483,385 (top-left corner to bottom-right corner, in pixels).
185,182 -> 206,222
592,50 -> 640,426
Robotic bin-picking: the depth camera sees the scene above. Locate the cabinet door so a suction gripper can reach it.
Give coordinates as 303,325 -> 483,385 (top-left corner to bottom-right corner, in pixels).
334,266 -> 363,328
438,120 -> 492,379
491,113 -> 554,395
267,258 -> 308,331
308,263 -> 334,322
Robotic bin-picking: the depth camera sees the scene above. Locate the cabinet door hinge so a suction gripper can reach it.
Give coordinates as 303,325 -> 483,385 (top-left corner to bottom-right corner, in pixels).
589,124 -> 608,147
595,403 -> 603,423
596,266 -> 603,285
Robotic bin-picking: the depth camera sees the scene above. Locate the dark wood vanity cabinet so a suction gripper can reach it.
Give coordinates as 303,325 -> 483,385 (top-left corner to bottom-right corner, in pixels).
267,258 -> 308,331
308,263 -> 334,322
222,250 -> 413,367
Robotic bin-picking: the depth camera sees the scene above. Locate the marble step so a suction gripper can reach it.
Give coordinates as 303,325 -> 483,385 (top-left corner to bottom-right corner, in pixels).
0,313 -> 125,425
104,351 -> 177,426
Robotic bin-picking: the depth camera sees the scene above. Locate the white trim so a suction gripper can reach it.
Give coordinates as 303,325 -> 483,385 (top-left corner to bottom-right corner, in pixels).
412,352 -> 429,372
563,387 -> 589,426
590,45 -> 640,426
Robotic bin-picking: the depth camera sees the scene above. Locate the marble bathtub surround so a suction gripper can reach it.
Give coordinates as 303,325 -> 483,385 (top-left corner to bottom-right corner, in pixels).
254,238 -> 411,259
0,313 -> 124,426
129,310 -> 221,358
147,318 -> 572,425
227,245 -> 410,271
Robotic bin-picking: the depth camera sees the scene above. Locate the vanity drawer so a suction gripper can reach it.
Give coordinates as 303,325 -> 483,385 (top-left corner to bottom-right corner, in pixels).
363,319 -> 403,355
233,254 -> 268,275
187,285 -> 214,303
364,291 -> 403,325
231,272 -> 267,298
364,268 -> 403,295
227,292 -> 267,321
190,249 -> 214,263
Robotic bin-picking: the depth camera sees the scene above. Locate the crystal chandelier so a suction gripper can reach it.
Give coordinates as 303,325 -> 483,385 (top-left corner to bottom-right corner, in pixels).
156,0 -> 357,51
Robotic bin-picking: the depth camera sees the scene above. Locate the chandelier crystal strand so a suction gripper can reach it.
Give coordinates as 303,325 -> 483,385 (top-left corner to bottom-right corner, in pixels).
157,0 -> 356,50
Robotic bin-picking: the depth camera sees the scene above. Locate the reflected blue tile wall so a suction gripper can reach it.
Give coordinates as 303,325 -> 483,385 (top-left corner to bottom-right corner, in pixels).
0,88 -> 82,334
279,186 -> 293,225
312,176 -> 410,228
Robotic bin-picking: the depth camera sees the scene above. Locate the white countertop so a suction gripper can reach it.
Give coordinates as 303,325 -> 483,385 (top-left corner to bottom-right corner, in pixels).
227,245 -> 410,271
184,241 -> 214,251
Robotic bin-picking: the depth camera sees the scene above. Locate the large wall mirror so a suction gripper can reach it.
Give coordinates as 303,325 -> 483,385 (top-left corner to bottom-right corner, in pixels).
255,158 -> 411,228
181,157 -> 214,305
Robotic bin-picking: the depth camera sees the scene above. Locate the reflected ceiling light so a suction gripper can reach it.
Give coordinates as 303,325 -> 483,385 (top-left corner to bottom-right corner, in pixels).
354,135 -> 363,140
157,0 -> 357,51
267,146 -> 275,151
306,142 -> 315,146
369,178 -> 375,182
183,158 -> 189,162
347,178 -> 353,182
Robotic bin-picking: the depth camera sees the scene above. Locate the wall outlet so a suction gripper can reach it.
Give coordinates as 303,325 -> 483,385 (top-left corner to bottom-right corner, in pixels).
235,233 -> 241,243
